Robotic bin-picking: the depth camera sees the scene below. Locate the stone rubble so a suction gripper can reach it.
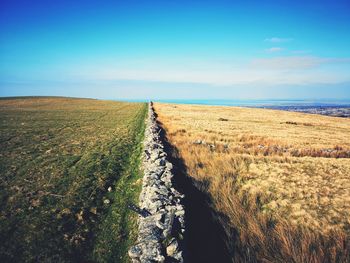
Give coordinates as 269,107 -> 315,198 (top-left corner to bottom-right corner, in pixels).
129,103 -> 185,263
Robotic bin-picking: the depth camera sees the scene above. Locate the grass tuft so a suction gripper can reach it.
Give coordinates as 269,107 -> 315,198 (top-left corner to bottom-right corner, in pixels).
155,102 -> 350,262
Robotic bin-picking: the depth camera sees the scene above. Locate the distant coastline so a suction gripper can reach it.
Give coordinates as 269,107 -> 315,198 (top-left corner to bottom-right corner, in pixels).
118,98 -> 350,107
118,98 -> 350,118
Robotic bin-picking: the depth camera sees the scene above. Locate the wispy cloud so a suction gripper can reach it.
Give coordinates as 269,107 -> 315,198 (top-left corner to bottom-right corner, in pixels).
264,37 -> 293,43
69,58 -> 349,87
251,56 -> 350,70
251,56 -> 321,69
266,47 -> 284,53
291,50 -> 311,54
50,56 -> 350,88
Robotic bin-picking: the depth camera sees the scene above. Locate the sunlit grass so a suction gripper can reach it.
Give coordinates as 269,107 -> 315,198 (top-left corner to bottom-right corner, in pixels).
0,97 -> 147,262
155,102 -> 350,262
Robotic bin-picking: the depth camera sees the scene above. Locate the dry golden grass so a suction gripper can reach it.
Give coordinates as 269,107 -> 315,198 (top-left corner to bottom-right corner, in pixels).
154,103 -> 350,263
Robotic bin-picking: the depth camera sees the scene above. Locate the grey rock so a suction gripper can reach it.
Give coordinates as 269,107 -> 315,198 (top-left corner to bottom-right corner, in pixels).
129,104 -> 185,262
165,162 -> 173,171
129,244 -> 142,259
166,238 -> 179,257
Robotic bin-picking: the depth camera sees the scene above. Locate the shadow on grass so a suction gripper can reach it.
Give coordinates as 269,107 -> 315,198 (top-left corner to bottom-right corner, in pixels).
155,116 -> 232,263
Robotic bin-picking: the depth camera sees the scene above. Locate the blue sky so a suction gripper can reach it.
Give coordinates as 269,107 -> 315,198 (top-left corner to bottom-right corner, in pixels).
1,0 -> 350,100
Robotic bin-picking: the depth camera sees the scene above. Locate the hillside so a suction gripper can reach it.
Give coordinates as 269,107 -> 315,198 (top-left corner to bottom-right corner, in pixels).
0,97 -> 147,262
154,102 -> 350,262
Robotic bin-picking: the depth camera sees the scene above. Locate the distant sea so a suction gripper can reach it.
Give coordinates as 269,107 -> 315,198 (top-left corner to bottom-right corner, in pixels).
120,99 -> 350,108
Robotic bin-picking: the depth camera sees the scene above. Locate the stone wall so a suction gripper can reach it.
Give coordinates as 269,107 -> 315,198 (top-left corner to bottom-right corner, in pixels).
128,103 -> 185,263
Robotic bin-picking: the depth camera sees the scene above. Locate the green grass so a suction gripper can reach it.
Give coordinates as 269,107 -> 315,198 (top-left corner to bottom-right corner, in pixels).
0,97 -> 147,262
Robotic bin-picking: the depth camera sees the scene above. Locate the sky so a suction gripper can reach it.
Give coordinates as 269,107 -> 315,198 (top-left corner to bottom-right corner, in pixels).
0,0 -> 350,100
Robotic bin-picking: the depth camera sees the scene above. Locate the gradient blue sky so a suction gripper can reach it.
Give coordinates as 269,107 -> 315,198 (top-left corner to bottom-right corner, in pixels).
1,0 -> 350,100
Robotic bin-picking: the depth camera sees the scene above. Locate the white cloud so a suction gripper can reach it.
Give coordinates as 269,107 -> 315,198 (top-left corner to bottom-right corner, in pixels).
291,50 -> 311,54
266,47 -> 284,53
251,56 -> 322,69
264,37 -> 293,43
251,56 -> 350,70
67,56 -> 350,87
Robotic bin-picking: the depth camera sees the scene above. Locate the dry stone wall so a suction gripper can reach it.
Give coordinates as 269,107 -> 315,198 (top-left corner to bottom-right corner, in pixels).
128,103 -> 185,263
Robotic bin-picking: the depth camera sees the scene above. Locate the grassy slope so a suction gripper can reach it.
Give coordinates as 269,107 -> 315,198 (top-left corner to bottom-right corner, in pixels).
155,103 -> 350,263
0,97 -> 147,262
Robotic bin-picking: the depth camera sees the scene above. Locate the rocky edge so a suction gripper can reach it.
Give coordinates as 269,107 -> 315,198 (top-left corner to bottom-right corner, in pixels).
128,103 -> 185,262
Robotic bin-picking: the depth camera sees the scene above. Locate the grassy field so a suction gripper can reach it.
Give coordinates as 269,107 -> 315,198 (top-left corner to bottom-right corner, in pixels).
154,103 -> 350,262
0,97 -> 147,262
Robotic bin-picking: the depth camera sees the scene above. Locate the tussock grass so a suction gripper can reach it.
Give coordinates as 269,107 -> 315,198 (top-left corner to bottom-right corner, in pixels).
154,103 -> 350,262
0,97 -> 147,262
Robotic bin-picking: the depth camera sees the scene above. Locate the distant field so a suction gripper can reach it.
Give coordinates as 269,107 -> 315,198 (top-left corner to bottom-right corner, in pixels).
155,103 -> 350,262
0,97 -> 147,262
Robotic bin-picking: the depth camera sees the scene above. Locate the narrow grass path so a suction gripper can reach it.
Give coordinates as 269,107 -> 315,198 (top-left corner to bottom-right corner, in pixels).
93,104 -> 148,263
